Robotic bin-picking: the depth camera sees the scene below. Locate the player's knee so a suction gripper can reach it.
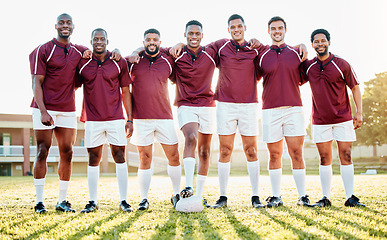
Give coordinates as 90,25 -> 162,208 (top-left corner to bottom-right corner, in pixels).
320,154 -> 331,165
112,150 -> 125,163
36,143 -> 50,160
244,145 -> 257,159
185,133 -> 198,147
339,149 -> 352,165
269,151 -> 282,161
220,145 -> 233,158
60,146 -> 73,161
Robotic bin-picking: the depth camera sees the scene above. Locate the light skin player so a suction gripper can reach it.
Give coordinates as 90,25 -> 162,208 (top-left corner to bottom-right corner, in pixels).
77,28 -> 134,213
304,29 -> 365,207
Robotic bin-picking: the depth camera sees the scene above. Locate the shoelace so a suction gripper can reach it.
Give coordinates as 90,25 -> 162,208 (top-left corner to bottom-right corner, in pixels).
121,201 -> 131,208
266,196 -> 278,202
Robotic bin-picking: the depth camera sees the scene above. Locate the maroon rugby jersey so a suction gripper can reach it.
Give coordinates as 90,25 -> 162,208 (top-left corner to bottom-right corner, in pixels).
256,43 -> 303,109
208,39 -> 262,103
29,38 -> 87,112
303,53 -> 359,125
126,52 -> 174,119
162,46 -> 217,107
77,51 -> 132,122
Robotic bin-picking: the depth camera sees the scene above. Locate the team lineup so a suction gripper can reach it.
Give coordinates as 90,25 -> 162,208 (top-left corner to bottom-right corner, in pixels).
29,13 -> 365,214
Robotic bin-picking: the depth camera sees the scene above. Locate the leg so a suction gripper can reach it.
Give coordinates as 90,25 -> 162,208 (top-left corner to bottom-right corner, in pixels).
161,143 -> 181,196
316,141 -> 333,199
241,135 -> 260,197
87,146 -> 103,202
54,127 -> 76,181
337,141 -> 354,199
285,136 -> 306,199
267,140 -> 283,197
196,133 -> 212,197
181,122 -> 199,189
110,145 -> 129,202
137,145 -> 153,201
218,134 -> 235,197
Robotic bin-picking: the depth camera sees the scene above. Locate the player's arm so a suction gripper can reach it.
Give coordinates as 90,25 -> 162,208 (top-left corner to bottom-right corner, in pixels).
293,44 -> 308,62
127,47 -> 144,64
31,74 -> 54,126
351,85 -> 362,129
121,86 -> 133,138
169,43 -> 185,58
111,48 -> 122,61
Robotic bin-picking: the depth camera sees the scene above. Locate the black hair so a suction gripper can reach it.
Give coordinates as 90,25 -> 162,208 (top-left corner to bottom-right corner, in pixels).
57,13 -> 72,22
311,29 -> 331,42
228,14 -> 244,25
91,28 -> 108,38
144,28 -> 160,37
268,16 -> 286,29
186,20 -> 203,30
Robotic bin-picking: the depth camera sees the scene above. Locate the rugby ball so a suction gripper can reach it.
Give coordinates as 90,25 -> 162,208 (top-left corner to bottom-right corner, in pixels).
175,195 -> 205,213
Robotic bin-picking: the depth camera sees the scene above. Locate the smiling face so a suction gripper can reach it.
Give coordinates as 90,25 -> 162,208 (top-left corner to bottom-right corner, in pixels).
228,19 -> 246,44
91,30 -> 108,54
312,33 -> 330,57
55,15 -> 73,39
185,25 -> 203,50
143,33 -> 160,56
268,20 -> 286,45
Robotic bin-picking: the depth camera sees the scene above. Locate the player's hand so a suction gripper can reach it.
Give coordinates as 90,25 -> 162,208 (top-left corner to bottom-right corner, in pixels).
248,38 -> 261,49
169,43 -> 185,58
125,121 -> 133,138
41,111 -> 54,126
82,50 -> 92,59
111,49 -> 122,61
299,44 -> 308,62
353,112 -> 362,129
128,53 -> 140,64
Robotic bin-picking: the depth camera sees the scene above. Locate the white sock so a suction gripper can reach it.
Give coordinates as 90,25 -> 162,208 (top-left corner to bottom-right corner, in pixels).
58,180 -> 70,203
87,165 -> 100,202
116,162 -> 128,201
292,168 -> 306,197
34,178 -> 45,203
340,164 -> 354,199
138,168 -> 152,200
167,165 -> 181,195
183,157 -> 196,188
319,164 -> 332,199
195,174 -> 207,197
247,160 -> 260,196
269,168 -> 282,197
218,162 -> 230,197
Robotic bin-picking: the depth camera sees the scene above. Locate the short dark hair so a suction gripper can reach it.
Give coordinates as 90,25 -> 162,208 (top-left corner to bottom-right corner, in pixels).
228,14 -> 244,25
144,28 -> 160,37
311,29 -> 331,42
91,28 -> 108,38
186,20 -> 203,31
57,13 -> 72,22
268,16 -> 286,29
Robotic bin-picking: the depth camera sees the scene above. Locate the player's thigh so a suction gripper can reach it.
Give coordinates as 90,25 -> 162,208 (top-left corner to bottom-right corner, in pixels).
237,103 -> 259,137
197,107 -> 215,135
262,108 -> 284,143
155,120 -> 178,145
178,106 -> 199,130
105,119 -> 127,146
283,107 -> 306,137
312,124 -> 334,143
217,102 -> 238,135
32,108 -> 56,130
333,120 -> 356,142
85,121 -> 107,148
131,119 -> 156,146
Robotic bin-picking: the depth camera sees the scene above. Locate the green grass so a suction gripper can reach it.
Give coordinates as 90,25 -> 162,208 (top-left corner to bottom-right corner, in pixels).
0,175 -> 386,239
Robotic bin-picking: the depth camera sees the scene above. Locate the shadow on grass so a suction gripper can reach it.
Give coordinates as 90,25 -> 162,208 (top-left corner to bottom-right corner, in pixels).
150,207 -> 222,239
24,214 -> 82,240
331,205 -> 387,221
221,208 -> 262,240
281,206 -> 362,240
98,210 -> 145,238
259,207 -> 319,239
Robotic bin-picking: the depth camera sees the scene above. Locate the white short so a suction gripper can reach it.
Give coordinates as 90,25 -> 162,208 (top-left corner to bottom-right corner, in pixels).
85,120 -> 127,148
130,119 -> 178,146
217,102 -> 259,136
32,108 -> 77,130
177,106 -> 215,134
262,106 -> 306,143
312,120 -> 356,143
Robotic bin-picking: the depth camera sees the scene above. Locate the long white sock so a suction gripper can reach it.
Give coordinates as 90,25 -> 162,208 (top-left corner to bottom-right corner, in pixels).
269,168 -> 282,197
58,180 -> 70,203
34,178 -> 45,203
167,165 -> 181,195
218,162 -> 230,197
319,164 -> 332,199
116,162 -> 128,201
183,157 -> 195,188
247,160 -> 260,196
87,165 -> 100,202
195,174 -> 207,197
340,164 -> 354,199
138,168 -> 152,200
292,168 -> 306,197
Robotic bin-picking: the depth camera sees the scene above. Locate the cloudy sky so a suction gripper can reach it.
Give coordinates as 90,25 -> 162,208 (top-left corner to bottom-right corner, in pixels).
1,0 -> 386,121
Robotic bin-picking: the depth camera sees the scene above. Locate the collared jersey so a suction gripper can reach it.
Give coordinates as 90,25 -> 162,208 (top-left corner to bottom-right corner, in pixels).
208,39 -> 262,103
29,38 -> 87,112
162,46 -> 217,107
77,51 -> 132,122
126,52 -> 174,119
303,53 -> 359,125
256,43 -> 303,109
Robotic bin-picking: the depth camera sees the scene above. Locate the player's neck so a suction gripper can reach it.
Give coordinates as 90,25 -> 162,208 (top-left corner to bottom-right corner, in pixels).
94,51 -> 107,62
272,40 -> 284,46
317,52 -> 330,61
187,45 -> 201,54
145,51 -> 160,58
56,36 -> 70,45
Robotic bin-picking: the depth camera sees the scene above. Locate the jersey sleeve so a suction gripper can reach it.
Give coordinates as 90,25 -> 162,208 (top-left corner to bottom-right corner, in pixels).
160,47 -> 172,57
118,59 -> 132,87
73,44 -> 89,54
206,38 -> 228,54
299,60 -> 310,85
342,60 -> 359,89
29,44 -> 47,75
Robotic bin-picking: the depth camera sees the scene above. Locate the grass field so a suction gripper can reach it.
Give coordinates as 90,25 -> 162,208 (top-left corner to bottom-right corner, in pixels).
0,174 -> 386,239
